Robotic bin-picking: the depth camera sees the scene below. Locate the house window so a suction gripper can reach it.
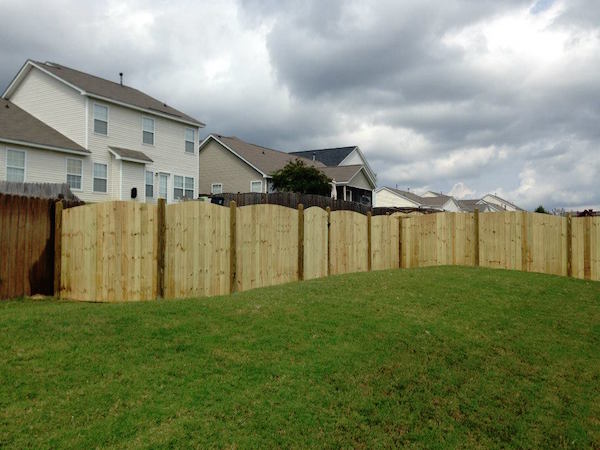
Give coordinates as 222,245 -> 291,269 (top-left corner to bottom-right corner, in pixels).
145,171 -> 154,198
185,128 -> 195,153
6,149 -> 25,182
174,176 -> 194,200
211,183 -> 223,194
250,180 -> 262,193
93,104 -> 108,135
93,163 -> 107,193
142,117 -> 155,145
159,173 -> 168,199
66,158 -> 82,190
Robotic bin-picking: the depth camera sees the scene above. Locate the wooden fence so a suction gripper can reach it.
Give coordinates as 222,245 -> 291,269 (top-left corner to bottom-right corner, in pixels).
56,202 -> 600,302
0,193 -> 82,299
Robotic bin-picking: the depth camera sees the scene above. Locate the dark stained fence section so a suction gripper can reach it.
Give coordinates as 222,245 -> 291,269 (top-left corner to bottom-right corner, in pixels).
0,193 -> 82,299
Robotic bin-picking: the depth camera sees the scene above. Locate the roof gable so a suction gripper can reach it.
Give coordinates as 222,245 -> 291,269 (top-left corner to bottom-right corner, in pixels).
199,134 -> 324,177
290,147 -> 356,166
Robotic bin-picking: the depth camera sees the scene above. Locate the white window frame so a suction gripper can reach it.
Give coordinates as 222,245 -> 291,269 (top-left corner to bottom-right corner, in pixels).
142,116 -> 155,146
184,176 -> 194,199
145,170 -> 154,199
92,162 -> 108,194
250,180 -> 263,193
158,173 -> 168,200
6,148 -> 26,182
211,183 -> 223,194
185,128 -> 195,154
93,102 -> 109,136
66,157 -> 83,192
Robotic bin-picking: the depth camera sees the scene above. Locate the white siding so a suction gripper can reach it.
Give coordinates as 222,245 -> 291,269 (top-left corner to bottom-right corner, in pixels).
374,189 -> 419,208
10,67 -> 86,147
348,169 -> 374,191
121,160 -> 145,202
87,100 -> 199,203
340,149 -> 362,166
482,194 -> 519,211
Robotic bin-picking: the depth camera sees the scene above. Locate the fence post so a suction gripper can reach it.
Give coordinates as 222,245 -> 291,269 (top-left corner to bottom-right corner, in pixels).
157,198 -> 166,298
230,200 -> 237,293
474,208 -> 480,267
326,206 -> 331,277
367,211 -> 372,271
584,216 -> 592,280
53,200 -> 63,297
566,213 -> 572,277
398,216 -> 403,269
297,204 -> 304,281
521,211 -> 529,272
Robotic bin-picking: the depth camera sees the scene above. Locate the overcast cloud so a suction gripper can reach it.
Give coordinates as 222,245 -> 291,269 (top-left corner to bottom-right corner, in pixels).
1,0 -> 599,209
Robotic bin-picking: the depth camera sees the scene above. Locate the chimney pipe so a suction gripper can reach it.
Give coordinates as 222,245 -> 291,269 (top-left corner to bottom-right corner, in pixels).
119,72 -> 123,86
312,153 -> 316,161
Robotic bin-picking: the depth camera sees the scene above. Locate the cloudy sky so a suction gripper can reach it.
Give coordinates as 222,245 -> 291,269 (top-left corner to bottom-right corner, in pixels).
1,0 -> 599,209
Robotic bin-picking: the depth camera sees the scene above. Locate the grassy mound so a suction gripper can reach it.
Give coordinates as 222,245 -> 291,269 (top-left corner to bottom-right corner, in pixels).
1,267 -> 599,448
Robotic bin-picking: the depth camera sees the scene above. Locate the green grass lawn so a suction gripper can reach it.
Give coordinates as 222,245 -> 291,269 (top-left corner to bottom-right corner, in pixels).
1,267 -> 599,448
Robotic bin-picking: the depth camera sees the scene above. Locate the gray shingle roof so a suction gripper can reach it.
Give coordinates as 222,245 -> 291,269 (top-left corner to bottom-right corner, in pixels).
108,146 -> 153,163
33,61 -> 204,126
290,147 -> 356,166
0,99 -> 88,153
320,165 -> 363,183
209,135 -> 324,176
384,187 -> 424,205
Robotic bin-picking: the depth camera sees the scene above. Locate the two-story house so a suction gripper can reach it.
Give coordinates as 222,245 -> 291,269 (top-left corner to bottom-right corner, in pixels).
1,60 -> 204,203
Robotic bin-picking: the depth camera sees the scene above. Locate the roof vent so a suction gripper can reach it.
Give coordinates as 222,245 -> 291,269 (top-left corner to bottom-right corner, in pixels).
119,72 -> 123,86
312,153 -> 316,161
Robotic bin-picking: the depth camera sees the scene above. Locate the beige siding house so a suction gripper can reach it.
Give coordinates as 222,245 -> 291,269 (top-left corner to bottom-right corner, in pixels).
1,60 -> 204,203
198,134 -> 324,195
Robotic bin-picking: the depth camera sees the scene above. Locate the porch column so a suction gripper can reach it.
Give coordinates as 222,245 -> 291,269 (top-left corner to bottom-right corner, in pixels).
343,185 -> 347,201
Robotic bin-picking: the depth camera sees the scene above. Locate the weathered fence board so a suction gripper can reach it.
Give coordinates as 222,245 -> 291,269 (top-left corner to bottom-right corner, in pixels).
236,204 -> 299,292
329,210 -> 368,275
165,201 -> 230,299
303,207 -> 328,280
571,216 -> 600,280
0,193 -> 73,299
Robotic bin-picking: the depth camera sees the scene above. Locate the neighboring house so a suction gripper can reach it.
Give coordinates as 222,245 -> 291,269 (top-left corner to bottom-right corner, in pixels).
480,193 -> 523,211
290,146 -> 377,205
374,187 -> 522,212
198,134 -> 323,195
1,60 -> 204,203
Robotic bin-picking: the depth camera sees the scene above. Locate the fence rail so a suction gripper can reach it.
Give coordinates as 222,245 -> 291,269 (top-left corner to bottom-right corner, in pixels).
55,201 -> 600,302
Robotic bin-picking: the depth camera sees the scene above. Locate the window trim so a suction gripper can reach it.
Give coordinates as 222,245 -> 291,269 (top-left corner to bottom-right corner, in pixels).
6,148 -> 26,183
142,115 -> 155,146
211,183 -> 223,195
145,170 -> 154,199
184,128 -> 195,154
173,175 -> 194,200
66,157 -> 83,192
93,102 -> 109,136
158,172 -> 168,200
250,180 -> 263,193
92,162 -> 108,194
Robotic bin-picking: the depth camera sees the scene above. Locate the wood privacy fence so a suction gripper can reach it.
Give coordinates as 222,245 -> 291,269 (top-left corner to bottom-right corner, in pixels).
0,193 -> 82,299
58,201 -> 599,302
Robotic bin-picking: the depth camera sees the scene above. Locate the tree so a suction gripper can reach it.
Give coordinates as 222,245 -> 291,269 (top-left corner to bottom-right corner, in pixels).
271,159 -> 332,196
535,205 -> 549,214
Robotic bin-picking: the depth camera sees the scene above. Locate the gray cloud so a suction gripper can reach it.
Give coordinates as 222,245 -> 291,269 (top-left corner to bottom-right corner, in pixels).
1,0 -> 599,210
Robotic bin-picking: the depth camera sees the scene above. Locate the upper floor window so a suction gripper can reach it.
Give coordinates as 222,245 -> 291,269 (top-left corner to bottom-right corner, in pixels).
6,149 -> 25,182
66,158 -> 83,191
211,183 -> 223,195
93,104 -> 108,135
185,128 -> 195,153
174,175 -> 194,200
142,117 -> 155,145
93,163 -> 107,193
250,180 -> 262,193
